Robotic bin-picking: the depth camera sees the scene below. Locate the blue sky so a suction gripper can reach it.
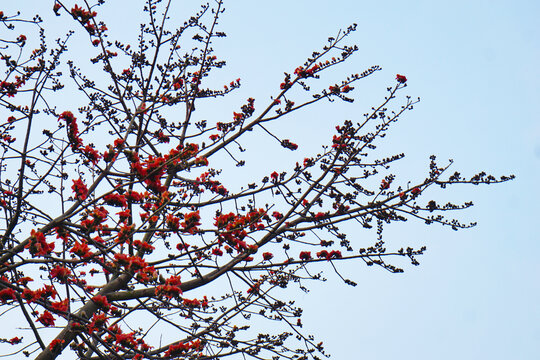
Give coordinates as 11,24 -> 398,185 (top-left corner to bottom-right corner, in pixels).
2,1 -> 539,359
217,2 -> 540,358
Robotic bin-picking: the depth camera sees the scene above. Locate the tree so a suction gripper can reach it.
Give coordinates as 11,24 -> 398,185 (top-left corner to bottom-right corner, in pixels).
0,1 -> 513,359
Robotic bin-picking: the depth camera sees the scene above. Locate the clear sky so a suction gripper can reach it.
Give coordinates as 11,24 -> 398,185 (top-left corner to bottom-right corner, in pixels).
2,1 -> 539,359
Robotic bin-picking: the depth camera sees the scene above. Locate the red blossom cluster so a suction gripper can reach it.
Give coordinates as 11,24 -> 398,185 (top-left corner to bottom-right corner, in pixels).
194,171 -> 228,196
328,85 -> 341,94
164,339 -> 201,357
48,339 -> 65,352
0,288 -> 16,303
50,265 -> 72,283
80,206 -> 108,233
71,178 -> 88,201
214,210 -> 265,253
115,224 -> 135,244
180,211 -> 201,234
316,250 -> 342,260
58,111 -> 82,150
51,299 -> 69,313
103,193 -> 127,208
37,310 -> 55,327
294,64 -> 319,78
88,313 -> 107,333
183,296 -> 208,309
21,284 -> 57,304
131,155 -> 167,193
331,133 -> 351,150
71,5 -> 97,23
70,240 -> 93,258
154,130 -> 170,143
396,74 -> 407,83
115,332 -> 137,348
8,337 -> 22,345
380,178 -> 391,190
281,139 -> 298,150
0,79 -> 23,97
81,145 -> 101,165
133,240 -> 155,254
91,295 -> 110,311
173,78 -> 183,90
156,275 -> 182,298
26,230 -> 55,257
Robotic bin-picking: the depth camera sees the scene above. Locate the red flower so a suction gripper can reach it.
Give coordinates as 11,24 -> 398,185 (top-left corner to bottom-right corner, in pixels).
88,313 -> 107,332
164,340 -> 201,357
8,337 -> 22,345
314,212 -> 326,220
82,145 -> 101,165
166,214 -> 180,231
183,298 -> 201,308
133,240 -> 154,254
181,211 -> 201,234
70,322 -> 86,332
173,79 -> 183,90
281,139 -> 298,150
212,248 -> 223,256
116,332 -> 137,348
17,277 -> 33,285
37,311 -> 55,327
92,39 -> 100,46
51,299 -> 69,313
299,251 -> 312,261
270,171 -> 279,181
194,156 -> 209,166
103,193 -> 127,208
316,250 -> 329,259
262,252 -> 273,261
156,276 -> 183,298
91,295 -> 110,311
247,282 -> 260,295
58,111 -> 82,150
17,35 -> 27,42
50,265 -> 71,283
329,85 -> 341,94
38,285 -> 57,300
26,230 -> 55,257
127,256 -> 147,272
125,190 -> 143,203
0,288 -> 16,303
396,74 -> 407,83
48,339 -> 65,352
411,187 -> 421,196
71,178 -> 88,201
22,288 -> 39,302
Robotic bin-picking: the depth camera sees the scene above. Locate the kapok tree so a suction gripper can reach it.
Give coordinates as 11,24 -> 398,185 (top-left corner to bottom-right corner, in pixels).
0,1 -> 513,359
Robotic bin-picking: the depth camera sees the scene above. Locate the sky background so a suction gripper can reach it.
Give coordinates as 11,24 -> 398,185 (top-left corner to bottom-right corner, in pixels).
2,1 -> 539,359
